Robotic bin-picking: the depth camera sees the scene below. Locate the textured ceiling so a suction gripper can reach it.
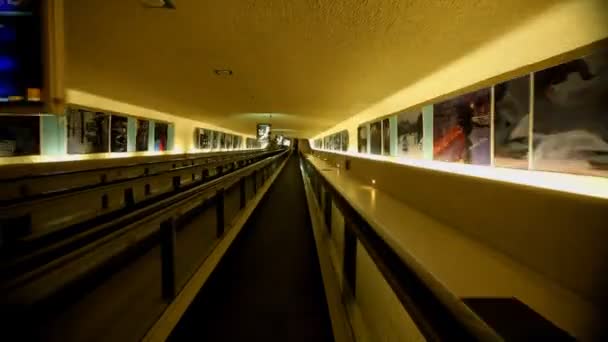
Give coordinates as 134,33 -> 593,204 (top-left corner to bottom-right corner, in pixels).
65,0 -> 560,137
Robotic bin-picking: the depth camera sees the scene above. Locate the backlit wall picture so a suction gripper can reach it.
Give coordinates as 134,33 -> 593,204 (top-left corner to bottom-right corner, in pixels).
494,75 -> 530,169
211,131 -> 219,149
155,122 -> 169,152
331,134 -> 340,150
257,124 -> 271,143
67,108 -> 109,154
397,110 -> 424,159
225,134 -> 233,150
233,136 -> 240,149
532,49 -> 608,177
199,129 -> 211,149
218,132 -> 225,149
0,115 -> 40,157
340,130 -> 349,151
358,126 -> 368,153
433,88 -> 491,165
370,121 -> 381,155
110,115 -> 128,152
136,119 -> 149,152
382,118 -> 390,155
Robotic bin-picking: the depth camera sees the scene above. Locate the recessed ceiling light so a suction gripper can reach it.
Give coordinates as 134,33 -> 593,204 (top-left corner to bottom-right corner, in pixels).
141,0 -> 176,9
214,69 -> 233,76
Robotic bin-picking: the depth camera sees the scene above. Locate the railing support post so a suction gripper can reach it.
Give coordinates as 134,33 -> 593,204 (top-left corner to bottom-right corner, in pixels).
239,178 -> 246,209
324,189 -> 332,233
343,217 -> 357,296
252,171 -> 258,194
216,188 -> 225,237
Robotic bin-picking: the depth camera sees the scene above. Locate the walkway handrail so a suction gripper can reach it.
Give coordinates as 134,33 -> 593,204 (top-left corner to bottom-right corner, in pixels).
1,149 -> 290,313
301,153 -> 503,342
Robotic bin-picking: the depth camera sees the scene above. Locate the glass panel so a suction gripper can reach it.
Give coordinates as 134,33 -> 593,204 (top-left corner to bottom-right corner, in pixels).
67,108 -> 109,154
211,131 -> 219,149
382,118 -> 390,156
0,2 -> 43,106
494,75 -> 530,169
201,129 -> 211,149
433,88 -> 491,165
397,110 -> 424,159
370,121 -> 381,155
340,130 -> 349,151
37,241 -> 167,341
110,115 -> 128,152
0,115 -> 40,156
533,49 -> 608,177
358,125 -> 368,153
256,124 -> 271,143
225,134 -> 233,150
135,119 -> 149,152
217,132 -> 225,149
154,122 -> 169,151
332,133 -> 340,150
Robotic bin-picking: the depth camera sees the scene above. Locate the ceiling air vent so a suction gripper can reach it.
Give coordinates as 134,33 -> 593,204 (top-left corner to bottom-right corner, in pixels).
141,0 -> 176,9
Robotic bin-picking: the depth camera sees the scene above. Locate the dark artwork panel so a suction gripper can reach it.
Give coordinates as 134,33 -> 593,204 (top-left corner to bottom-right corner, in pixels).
494,75 -> 530,169
324,136 -> 330,150
225,134 -> 233,150
370,121 -> 381,155
155,122 -> 169,152
433,88 -> 491,165
340,130 -> 349,151
136,119 -> 149,152
217,132 -> 225,149
533,49 -> 608,177
358,126 -> 368,153
200,129 -> 211,149
332,134 -> 340,150
110,115 -> 128,152
246,137 -> 255,149
0,115 -> 40,156
382,118 -> 390,155
211,131 -> 219,149
397,110 -> 424,159
67,108 -> 109,154
233,136 -> 240,149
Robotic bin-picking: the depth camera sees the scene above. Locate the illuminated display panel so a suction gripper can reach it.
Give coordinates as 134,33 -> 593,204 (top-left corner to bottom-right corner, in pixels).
313,46 -> 608,198
0,0 -> 44,106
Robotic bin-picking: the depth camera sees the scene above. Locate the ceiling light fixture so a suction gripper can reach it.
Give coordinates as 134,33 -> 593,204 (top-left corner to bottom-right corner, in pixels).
141,0 -> 176,9
214,69 -> 233,76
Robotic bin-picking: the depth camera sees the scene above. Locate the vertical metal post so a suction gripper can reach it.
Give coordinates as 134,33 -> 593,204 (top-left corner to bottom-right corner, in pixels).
239,178 -> 246,209
252,171 -> 258,194
528,72 -> 535,170
216,188 -> 225,237
160,218 -> 176,300
490,86 -> 496,167
343,217 -> 357,296
324,189 -> 332,233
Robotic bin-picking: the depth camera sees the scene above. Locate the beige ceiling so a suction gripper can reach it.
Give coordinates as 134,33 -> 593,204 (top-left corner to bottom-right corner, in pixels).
65,0 -> 561,137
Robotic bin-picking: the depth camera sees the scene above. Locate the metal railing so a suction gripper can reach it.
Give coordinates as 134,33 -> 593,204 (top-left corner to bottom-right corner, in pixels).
1,149 -> 290,341
300,154 -> 502,342
0,149 -> 267,203
0,150 -> 278,253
